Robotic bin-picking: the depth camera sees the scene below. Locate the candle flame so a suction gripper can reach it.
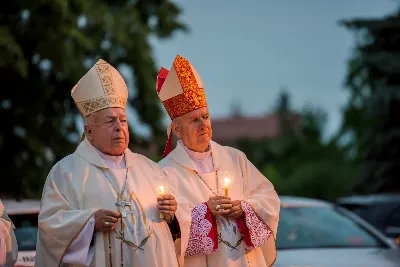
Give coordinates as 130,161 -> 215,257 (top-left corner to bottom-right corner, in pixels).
224,177 -> 231,188
158,185 -> 166,195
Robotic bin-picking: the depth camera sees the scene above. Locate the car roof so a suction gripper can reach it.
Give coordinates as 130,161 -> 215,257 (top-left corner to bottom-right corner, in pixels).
279,196 -> 397,248
279,195 -> 332,207
336,193 -> 400,205
2,199 -> 41,215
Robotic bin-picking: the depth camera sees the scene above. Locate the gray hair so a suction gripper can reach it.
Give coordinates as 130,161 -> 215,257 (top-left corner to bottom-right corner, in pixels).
84,113 -> 97,126
172,117 -> 181,126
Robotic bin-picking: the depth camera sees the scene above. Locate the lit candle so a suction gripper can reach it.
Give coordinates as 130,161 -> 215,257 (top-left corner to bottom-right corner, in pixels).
223,177 -> 231,197
158,185 -> 166,218
158,186 -> 166,196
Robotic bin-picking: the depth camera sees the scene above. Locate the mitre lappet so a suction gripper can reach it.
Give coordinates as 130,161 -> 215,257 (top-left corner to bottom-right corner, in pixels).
71,59 -> 129,144
156,55 -> 208,157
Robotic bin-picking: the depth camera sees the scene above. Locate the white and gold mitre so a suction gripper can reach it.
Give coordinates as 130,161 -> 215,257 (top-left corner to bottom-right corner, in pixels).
71,59 -> 128,117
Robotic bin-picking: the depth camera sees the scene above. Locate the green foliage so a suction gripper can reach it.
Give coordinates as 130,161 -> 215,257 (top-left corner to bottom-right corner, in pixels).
339,8 -> 400,193
0,0 -> 187,199
234,93 -> 356,201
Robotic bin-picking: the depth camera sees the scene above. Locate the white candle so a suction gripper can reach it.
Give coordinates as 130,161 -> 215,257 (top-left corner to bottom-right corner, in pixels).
158,185 -> 166,218
158,186 -> 166,195
223,177 -> 231,196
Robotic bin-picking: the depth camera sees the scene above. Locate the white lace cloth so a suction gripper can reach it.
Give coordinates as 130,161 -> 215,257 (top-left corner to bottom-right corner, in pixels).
185,201 -> 272,257
241,201 -> 272,249
185,203 -> 215,256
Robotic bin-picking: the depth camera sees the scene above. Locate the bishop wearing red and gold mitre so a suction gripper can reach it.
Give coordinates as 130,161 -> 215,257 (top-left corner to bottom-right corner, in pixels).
156,55 -> 281,267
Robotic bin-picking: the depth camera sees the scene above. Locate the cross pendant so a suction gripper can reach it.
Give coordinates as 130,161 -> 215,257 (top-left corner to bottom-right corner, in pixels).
116,200 -> 130,209
116,200 -> 131,217
121,210 -> 136,218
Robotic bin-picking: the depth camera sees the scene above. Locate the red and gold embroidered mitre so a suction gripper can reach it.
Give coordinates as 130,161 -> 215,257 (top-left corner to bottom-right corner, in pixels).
156,55 -> 207,120
71,59 -> 128,117
156,55 -> 208,157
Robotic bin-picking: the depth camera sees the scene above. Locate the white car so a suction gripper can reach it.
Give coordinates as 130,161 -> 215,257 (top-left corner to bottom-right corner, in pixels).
2,199 -> 40,267
274,196 -> 400,267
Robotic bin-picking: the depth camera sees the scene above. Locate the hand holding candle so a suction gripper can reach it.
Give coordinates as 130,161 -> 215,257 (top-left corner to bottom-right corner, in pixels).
154,175 -> 171,219
157,194 -> 177,221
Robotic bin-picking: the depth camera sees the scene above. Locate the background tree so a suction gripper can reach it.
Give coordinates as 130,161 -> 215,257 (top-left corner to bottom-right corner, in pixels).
235,91 -> 356,201
0,0 -> 187,199
273,88 -> 291,115
338,7 -> 400,194
230,99 -> 244,118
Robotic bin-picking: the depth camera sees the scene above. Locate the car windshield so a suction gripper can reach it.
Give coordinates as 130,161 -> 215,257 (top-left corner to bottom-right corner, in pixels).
9,213 -> 38,251
276,206 -> 385,250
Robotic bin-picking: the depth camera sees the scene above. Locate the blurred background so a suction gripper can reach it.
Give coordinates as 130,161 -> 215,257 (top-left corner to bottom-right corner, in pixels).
1,0 -> 399,266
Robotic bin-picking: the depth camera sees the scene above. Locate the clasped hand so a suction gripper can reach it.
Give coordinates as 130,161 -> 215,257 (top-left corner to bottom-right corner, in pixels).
207,196 -> 243,219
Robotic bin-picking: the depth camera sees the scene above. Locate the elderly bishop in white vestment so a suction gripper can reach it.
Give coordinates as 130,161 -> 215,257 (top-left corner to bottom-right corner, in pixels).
35,59 -> 187,267
155,55 -> 281,267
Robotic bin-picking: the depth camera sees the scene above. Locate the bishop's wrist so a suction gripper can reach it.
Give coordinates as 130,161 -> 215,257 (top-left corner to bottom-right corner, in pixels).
164,214 -> 175,223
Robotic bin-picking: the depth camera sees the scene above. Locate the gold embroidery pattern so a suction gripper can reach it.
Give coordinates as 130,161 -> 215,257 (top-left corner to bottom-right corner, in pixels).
73,59 -> 127,117
218,233 -> 243,251
173,55 -> 199,92
76,95 -> 127,116
162,88 -> 207,119
115,228 -> 153,252
114,195 -> 153,253
95,59 -> 116,96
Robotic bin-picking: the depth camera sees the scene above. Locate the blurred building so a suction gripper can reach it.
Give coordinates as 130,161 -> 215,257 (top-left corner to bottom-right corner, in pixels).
211,113 -> 301,146
168,112 -> 301,148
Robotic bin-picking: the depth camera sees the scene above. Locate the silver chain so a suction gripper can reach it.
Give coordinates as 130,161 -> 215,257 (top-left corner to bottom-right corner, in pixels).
196,171 -> 220,196
101,168 -> 129,197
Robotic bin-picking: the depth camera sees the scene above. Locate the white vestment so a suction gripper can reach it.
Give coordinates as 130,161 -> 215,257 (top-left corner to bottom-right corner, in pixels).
0,200 -> 18,267
159,141 -> 280,267
35,138 -> 188,267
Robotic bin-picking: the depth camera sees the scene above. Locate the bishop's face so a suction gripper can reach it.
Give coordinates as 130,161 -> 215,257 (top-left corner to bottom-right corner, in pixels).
84,107 -> 129,156
172,107 -> 212,152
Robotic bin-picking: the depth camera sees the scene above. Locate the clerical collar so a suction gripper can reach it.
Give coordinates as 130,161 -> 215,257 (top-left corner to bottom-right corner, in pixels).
180,140 -> 211,161
93,146 -> 125,165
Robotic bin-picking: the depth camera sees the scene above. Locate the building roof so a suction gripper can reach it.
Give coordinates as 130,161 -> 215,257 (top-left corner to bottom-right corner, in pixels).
211,113 -> 300,143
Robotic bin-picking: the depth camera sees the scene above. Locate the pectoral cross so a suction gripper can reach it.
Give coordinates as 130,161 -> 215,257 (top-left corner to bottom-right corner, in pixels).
116,199 -> 136,234
122,210 -> 136,235
116,199 -> 131,218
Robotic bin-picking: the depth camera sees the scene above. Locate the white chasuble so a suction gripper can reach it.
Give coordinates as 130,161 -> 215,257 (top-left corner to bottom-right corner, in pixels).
159,140 -> 280,267
35,138 -> 187,267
